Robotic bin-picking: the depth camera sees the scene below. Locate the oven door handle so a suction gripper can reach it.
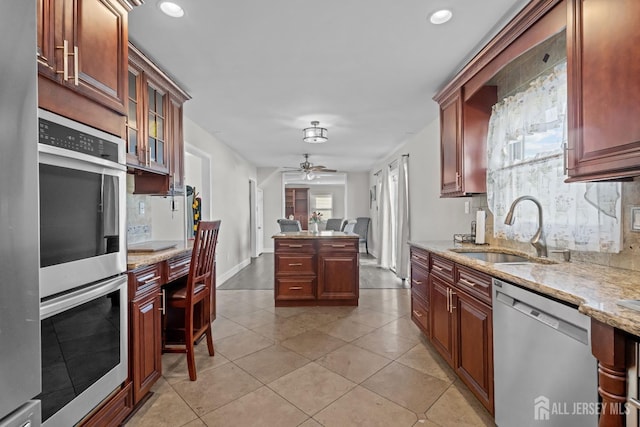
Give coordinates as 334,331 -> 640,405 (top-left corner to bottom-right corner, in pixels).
40,275 -> 127,319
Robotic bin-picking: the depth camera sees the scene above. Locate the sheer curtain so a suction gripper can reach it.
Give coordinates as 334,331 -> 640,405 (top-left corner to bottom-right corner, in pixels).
395,155 -> 410,279
486,62 -> 621,253
377,167 -> 392,269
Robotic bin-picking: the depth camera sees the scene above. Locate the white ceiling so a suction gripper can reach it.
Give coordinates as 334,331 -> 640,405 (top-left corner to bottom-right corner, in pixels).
128,0 -> 530,173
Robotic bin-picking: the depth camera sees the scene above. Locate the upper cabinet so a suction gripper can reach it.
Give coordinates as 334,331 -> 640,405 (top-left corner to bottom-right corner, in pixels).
565,0 -> 640,181
128,44 -> 191,194
37,0 -> 141,137
435,0 -> 640,195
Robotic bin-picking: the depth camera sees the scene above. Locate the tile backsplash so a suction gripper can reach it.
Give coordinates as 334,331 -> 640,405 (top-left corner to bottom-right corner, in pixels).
471,178 -> 640,271
127,192 -> 152,244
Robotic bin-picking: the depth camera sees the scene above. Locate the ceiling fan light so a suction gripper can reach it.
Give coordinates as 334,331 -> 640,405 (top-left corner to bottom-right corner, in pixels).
303,121 -> 328,143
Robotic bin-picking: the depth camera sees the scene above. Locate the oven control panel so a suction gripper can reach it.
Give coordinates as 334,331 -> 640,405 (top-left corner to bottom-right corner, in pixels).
39,118 -> 119,162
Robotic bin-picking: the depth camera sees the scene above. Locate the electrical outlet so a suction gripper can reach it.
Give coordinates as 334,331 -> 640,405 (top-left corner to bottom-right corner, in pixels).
139,201 -> 145,215
464,201 -> 470,214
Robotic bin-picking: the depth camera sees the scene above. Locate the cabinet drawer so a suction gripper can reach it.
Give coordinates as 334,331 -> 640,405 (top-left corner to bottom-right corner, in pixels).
317,239 -> 358,253
410,263 -> 429,301
276,254 -> 315,275
165,253 -> 191,283
411,293 -> 429,334
275,278 -> 315,300
275,239 -> 315,253
455,265 -> 492,306
410,247 -> 430,270
128,264 -> 162,298
430,255 -> 454,283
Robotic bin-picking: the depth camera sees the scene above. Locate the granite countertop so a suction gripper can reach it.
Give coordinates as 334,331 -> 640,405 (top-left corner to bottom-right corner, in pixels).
409,240 -> 640,337
127,240 -> 193,270
272,231 -> 359,239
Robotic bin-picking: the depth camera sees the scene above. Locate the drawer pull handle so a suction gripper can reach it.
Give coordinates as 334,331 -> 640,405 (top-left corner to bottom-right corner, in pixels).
432,265 -> 444,272
412,279 -> 422,285
330,244 -> 346,248
287,244 -> 303,248
459,278 -> 476,287
412,310 -> 423,318
144,275 -> 161,285
289,286 -> 303,290
171,259 -> 191,268
288,263 -> 303,266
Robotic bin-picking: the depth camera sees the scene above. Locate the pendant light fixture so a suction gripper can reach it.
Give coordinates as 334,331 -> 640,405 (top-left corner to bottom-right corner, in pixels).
303,121 -> 328,143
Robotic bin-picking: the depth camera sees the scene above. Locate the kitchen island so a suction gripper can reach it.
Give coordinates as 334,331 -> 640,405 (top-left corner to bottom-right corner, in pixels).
273,231 -> 360,306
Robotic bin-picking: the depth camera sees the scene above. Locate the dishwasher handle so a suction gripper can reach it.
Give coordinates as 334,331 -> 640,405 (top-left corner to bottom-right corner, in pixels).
495,289 -> 589,345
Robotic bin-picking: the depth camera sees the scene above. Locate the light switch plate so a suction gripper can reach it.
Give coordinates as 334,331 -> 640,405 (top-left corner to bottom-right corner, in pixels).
139,201 -> 145,215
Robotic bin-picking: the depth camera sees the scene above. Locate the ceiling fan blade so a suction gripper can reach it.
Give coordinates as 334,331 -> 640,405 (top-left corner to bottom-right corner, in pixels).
309,166 -> 327,171
319,169 -> 337,172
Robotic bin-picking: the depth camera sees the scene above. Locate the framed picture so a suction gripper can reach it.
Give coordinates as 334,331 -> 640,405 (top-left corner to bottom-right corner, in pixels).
632,207 -> 640,232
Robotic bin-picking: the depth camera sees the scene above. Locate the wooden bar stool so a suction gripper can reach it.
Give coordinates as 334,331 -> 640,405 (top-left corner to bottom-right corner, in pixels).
163,220 -> 220,381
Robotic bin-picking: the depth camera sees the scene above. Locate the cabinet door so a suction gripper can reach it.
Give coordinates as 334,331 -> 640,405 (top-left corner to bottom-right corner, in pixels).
567,0 -> 640,181
65,0 -> 128,114
37,0 -> 56,78
169,97 -> 185,194
454,290 -> 494,414
440,90 -> 462,196
429,276 -> 454,366
317,253 -> 358,302
130,290 -> 162,404
126,68 -> 143,166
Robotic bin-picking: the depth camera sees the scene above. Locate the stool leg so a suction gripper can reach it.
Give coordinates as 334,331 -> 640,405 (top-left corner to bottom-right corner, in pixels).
185,308 -> 197,381
204,292 -> 215,356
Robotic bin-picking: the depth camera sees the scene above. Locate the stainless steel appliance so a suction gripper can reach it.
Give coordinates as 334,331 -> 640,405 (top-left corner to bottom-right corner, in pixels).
493,278 -> 598,426
0,0 -> 41,426
38,276 -> 127,426
38,108 -> 127,298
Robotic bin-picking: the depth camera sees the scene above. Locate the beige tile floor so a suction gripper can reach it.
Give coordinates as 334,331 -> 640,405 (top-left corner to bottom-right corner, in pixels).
126,287 -> 495,427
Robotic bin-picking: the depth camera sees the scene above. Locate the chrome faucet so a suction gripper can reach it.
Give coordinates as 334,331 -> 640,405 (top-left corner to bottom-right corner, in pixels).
504,195 -> 547,257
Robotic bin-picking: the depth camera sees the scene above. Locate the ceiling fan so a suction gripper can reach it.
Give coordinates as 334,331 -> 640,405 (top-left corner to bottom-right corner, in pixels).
284,154 -> 337,179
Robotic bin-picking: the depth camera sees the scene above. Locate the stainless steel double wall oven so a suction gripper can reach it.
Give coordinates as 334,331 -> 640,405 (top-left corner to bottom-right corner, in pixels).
37,109 -> 128,426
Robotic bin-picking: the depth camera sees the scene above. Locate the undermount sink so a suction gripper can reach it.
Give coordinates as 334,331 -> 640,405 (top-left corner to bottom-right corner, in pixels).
454,251 -> 531,264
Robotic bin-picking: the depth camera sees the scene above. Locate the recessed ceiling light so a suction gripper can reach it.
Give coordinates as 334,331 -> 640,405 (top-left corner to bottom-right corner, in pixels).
430,9 -> 453,25
159,1 -> 184,18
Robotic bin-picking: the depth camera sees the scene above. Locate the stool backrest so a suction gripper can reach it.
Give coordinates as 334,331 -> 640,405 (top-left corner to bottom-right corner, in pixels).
187,220 -> 221,303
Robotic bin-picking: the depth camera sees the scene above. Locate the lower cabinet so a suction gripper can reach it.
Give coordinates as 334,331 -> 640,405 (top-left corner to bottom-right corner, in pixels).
430,276 -> 455,366
128,265 -> 163,405
411,246 -> 494,415
78,382 -> 133,427
454,289 -> 493,412
274,237 -> 359,306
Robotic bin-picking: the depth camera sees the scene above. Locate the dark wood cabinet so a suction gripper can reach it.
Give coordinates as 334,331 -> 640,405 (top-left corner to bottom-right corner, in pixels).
566,0 -> 640,181
128,44 -> 190,194
274,236 -> 359,306
37,0 -> 138,137
128,264 -> 163,405
411,246 -> 494,415
437,86 -> 496,197
285,188 -> 309,230
430,275 -> 456,366
78,382 -> 133,427
454,289 -> 493,413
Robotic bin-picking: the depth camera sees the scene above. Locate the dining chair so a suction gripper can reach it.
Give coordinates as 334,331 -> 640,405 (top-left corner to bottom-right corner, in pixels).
277,218 -> 302,231
325,218 -> 344,231
163,220 -> 220,381
353,217 -> 371,254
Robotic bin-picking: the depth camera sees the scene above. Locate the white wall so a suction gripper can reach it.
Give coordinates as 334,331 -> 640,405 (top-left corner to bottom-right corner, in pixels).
183,116 -> 257,284
368,116 -> 474,256
259,171 -> 369,252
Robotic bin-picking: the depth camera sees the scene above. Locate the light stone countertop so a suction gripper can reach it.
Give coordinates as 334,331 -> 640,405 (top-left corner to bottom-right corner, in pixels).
272,231 -> 359,239
127,240 -> 193,270
409,241 -> 640,337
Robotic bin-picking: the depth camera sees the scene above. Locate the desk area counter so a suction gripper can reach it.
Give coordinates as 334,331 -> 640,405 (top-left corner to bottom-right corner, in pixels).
273,231 -> 359,306
127,240 -> 193,270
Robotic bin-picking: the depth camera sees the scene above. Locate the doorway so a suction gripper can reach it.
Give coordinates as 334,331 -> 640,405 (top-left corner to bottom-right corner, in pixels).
250,179 -> 264,257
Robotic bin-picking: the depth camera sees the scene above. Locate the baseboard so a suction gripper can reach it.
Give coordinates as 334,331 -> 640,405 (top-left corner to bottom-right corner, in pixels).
216,257 -> 251,287
262,247 -> 274,254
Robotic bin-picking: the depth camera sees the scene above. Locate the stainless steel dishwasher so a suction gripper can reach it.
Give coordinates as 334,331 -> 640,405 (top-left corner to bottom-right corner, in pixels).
493,278 -> 598,427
